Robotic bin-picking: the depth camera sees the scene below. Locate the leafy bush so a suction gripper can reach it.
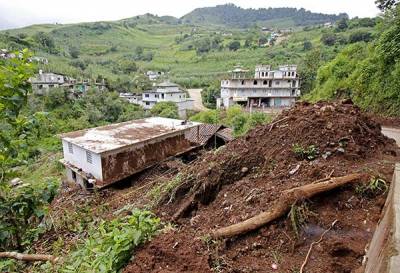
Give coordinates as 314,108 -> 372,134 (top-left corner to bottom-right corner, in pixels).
0,179 -> 59,251
58,210 -> 160,273
292,144 -> 319,160
228,40 -> 241,51
150,101 -> 179,119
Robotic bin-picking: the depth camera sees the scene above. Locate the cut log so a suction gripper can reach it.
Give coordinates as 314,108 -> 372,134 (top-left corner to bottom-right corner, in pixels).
211,173 -> 364,238
0,252 -> 60,263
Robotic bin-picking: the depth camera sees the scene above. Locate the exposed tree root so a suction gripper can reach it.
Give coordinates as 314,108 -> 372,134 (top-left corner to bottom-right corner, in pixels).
211,173 -> 364,238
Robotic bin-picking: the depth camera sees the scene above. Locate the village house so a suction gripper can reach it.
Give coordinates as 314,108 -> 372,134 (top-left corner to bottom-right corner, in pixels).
60,117 -> 202,188
119,92 -> 143,104
30,70 -> 106,95
217,65 -> 301,110
141,81 -> 194,118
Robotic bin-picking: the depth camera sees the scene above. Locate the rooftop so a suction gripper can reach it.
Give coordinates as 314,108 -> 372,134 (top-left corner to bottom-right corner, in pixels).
60,117 -> 201,154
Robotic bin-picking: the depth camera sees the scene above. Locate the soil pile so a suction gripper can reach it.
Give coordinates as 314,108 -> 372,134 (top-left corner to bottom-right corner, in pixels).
124,101 -> 399,273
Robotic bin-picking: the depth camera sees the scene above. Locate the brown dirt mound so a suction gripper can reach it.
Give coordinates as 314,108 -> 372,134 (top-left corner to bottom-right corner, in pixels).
124,101 -> 399,273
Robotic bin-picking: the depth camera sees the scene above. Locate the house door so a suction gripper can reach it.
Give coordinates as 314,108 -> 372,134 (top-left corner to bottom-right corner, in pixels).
275,98 -> 282,107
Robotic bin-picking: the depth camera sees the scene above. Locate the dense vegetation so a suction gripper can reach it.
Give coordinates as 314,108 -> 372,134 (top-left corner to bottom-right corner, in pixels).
190,105 -> 272,137
182,4 -> 348,28
307,4 -> 400,115
0,7 -> 373,93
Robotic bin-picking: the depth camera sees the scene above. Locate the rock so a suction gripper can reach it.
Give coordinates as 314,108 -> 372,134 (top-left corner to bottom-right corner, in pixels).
321,105 -> 335,112
10,178 -> 23,187
322,151 -> 332,160
289,164 -> 301,175
241,167 -> 249,173
337,147 -> 345,153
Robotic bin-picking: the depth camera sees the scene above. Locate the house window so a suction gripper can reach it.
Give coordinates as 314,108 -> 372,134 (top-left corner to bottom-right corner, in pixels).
38,85 -> 43,89
161,93 -> 164,99
86,151 -> 93,164
241,80 -> 245,85
72,171 -> 77,181
145,94 -> 149,98
254,80 -> 258,85
292,89 -> 296,96
155,94 -> 159,98
275,81 -> 280,85
263,80 -> 268,85
145,101 -> 150,105
261,72 -> 265,77
49,84 -> 54,88
68,142 -> 73,154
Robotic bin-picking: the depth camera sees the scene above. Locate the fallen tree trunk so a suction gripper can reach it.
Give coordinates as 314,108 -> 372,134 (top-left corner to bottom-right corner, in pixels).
211,173 -> 364,239
0,252 -> 60,263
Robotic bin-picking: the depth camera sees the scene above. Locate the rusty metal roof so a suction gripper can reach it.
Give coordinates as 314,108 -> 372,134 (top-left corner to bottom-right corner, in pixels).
60,117 -> 201,154
186,124 -> 234,145
216,128 -> 234,142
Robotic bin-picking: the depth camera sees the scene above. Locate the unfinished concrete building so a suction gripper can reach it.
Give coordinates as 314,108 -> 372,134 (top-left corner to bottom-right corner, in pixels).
60,117 -> 201,188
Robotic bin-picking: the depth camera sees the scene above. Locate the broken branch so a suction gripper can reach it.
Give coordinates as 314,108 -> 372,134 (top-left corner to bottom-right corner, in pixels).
211,173 -> 363,238
0,252 -> 60,263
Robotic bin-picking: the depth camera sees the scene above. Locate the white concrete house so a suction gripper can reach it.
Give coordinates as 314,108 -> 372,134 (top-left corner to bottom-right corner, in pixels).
119,93 -> 142,104
60,117 -> 201,188
217,65 -> 301,110
142,81 -> 194,119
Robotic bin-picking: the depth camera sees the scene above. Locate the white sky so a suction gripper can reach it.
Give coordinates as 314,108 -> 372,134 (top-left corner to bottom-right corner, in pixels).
0,0 -> 380,30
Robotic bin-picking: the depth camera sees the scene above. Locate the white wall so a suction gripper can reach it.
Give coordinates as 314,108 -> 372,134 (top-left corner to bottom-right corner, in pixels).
62,140 -> 103,181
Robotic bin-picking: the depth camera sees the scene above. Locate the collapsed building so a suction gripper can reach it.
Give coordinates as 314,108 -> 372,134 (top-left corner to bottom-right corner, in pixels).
60,117 -> 233,189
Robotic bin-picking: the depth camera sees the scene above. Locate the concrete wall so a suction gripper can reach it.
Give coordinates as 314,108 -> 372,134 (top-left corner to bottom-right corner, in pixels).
364,163 -> 400,273
99,132 -> 194,187
62,140 -> 103,181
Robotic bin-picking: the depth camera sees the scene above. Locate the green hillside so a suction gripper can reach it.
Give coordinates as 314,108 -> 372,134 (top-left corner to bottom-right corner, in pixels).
0,10 -> 377,95
181,4 -> 348,28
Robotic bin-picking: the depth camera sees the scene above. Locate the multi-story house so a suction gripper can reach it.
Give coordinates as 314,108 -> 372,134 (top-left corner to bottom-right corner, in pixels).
217,65 -> 301,110
141,81 -> 194,118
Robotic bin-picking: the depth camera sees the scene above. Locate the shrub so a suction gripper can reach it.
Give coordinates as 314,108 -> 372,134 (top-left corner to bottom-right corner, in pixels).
58,210 -> 160,273
150,101 -> 179,119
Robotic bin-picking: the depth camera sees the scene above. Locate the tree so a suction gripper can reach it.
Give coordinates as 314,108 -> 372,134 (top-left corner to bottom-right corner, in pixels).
376,0 -> 399,11
150,102 -> 179,119
303,40 -> 313,51
228,40 -> 241,51
0,49 -> 35,174
321,33 -> 337,46
336,18 -> 349,31
33,32 -> 56,53
348,32 -> 373,43
69,46 -> 80,59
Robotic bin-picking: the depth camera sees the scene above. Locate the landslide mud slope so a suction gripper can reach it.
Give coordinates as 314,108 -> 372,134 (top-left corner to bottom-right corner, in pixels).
125,101 -> 399,273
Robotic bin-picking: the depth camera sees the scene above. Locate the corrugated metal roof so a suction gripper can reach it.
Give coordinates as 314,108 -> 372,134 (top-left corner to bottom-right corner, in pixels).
60,117 -> 201,154
186,124 -> 222,145
216,128 -> 234,142
186,124 -> 234,145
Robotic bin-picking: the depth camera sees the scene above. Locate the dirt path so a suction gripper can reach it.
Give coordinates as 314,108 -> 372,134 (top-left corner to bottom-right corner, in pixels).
187,88 -> 207,111
382,126 -> 400,146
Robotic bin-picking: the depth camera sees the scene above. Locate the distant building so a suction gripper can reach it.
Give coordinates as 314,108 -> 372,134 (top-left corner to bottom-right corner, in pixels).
60,117 -> 201,188
141,81 -> 194,118
146,70 -> 164,81
119,93 -> 142,104
30,70 -> 106,95
217,65 -> 301,110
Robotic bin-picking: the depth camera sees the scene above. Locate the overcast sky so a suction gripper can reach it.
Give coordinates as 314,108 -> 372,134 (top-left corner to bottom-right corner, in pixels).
0,0 -> 380,30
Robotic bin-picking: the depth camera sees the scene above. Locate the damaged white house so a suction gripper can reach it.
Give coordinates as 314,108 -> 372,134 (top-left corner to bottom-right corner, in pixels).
60,117 -> 201,188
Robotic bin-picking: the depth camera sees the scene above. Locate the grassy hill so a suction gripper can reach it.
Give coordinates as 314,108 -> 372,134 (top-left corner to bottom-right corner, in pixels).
0,9 -> 376,93
181,4 -> 348,28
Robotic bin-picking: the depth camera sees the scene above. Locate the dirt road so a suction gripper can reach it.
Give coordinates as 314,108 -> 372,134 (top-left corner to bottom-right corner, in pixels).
187,88 -> 207,111
382,127 -> 400,146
